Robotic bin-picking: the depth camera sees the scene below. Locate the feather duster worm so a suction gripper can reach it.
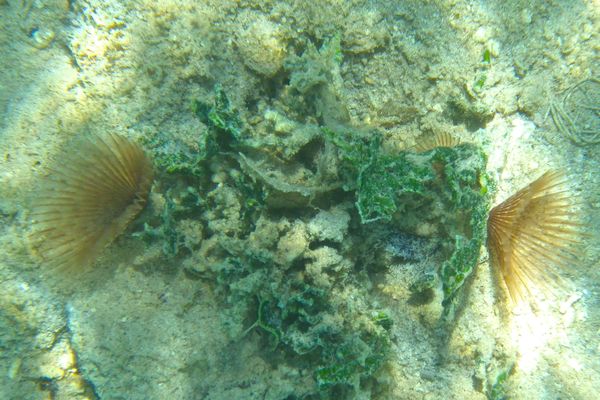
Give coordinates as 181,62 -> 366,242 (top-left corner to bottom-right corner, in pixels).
486,170 -> 581,303
414,131 -> 460,153
29,133 -> 153,270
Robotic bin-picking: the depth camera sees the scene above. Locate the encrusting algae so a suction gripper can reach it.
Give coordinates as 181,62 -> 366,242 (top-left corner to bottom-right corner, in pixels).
28,133 -> 153,271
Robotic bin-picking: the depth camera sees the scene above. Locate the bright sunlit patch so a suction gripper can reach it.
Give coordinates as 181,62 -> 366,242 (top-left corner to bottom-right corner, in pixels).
81,27 -> 109,59
566,357 -> 583,372
510,303 -> 551,373
57,350 -> 76,371
509,289 -> 579,373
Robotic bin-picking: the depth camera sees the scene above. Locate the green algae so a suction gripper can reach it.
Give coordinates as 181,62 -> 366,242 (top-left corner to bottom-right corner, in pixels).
142,85 -> 245,178
139,75 -> 491,395
193,83 -> 245,144
137,32 -> 492,394
324,124 -> 490,306
487,365 -> 513,400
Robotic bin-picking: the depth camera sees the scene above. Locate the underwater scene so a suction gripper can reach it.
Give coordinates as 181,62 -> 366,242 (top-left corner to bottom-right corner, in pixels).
0,0 -> 599,399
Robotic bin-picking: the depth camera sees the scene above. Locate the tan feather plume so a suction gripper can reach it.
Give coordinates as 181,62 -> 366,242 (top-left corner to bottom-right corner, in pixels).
486,170 -> 582,303
414,131 -> 461,153
29,133 -> 153,270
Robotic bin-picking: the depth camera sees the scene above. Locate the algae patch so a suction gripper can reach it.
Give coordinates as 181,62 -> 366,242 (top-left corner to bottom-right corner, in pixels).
137,75 -> 491,397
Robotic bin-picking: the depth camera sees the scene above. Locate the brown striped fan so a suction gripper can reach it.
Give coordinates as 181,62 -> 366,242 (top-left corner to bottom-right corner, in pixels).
487,171 -> 581,303
414,131 -> 460,153
29,133 -> 153,270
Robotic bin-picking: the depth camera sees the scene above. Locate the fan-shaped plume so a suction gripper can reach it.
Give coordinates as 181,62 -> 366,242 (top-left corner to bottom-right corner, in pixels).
486,170 -> 582,303
414,131 -> 460,152
29,133 -> 154,270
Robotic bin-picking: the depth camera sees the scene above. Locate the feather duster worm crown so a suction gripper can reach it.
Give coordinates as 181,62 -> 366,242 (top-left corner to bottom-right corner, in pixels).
29,133 -> 153,270
414,131 -> 460,153
486,170 -> 581,303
